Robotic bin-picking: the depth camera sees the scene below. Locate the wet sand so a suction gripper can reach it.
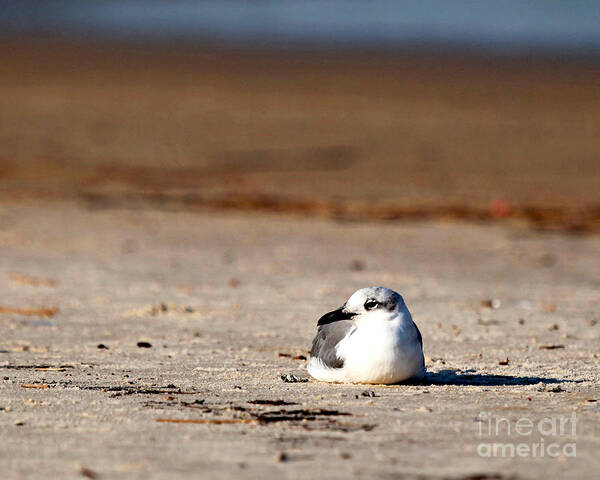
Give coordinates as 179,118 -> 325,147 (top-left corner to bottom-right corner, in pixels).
1,39 -> 599,230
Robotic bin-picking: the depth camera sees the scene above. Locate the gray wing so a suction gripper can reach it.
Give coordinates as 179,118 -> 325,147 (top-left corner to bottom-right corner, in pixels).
310,320 -> 354,369
414,322 -> 423,348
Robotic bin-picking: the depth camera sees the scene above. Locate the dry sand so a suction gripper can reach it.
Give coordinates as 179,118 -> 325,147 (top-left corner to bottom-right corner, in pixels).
1,203 -> 599,479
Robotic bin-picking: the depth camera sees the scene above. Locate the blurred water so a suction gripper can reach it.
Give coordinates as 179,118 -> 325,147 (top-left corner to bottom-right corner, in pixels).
4,0 -> 600,55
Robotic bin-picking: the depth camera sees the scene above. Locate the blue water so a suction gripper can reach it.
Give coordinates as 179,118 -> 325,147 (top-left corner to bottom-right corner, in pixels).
4,0 -> 600,55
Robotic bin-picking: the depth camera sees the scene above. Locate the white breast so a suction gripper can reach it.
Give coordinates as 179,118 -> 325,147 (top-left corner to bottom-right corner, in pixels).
335,313 -> 424,384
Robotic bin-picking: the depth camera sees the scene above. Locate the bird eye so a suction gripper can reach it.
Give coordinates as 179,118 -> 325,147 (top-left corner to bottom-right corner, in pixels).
364,299 -> 378,310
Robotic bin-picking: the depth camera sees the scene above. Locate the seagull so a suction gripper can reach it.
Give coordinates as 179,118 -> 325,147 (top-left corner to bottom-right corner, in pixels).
307,287 -> 425,384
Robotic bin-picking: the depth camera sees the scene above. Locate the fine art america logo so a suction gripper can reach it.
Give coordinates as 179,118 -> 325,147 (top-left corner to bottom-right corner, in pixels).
477,411 -> 577,458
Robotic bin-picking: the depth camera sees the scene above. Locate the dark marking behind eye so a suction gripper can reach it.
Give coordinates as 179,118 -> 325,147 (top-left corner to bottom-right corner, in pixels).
384,299 -> 397,311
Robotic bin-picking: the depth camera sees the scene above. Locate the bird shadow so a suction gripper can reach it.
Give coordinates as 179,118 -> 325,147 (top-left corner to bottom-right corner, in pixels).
415,369 -> 573,387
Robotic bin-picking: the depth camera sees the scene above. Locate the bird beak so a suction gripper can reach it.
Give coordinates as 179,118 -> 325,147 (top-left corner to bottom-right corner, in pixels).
317,305 -> 354,325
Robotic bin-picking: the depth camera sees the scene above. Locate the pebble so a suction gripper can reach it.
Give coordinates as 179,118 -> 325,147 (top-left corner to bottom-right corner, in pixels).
276,452 -> 289,462
280,374 -> 308,383
359,390 -> 377,398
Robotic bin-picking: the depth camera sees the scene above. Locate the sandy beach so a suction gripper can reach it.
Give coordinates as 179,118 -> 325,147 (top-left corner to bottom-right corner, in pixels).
1,203 -> 599,479
1,39 -> 599,479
